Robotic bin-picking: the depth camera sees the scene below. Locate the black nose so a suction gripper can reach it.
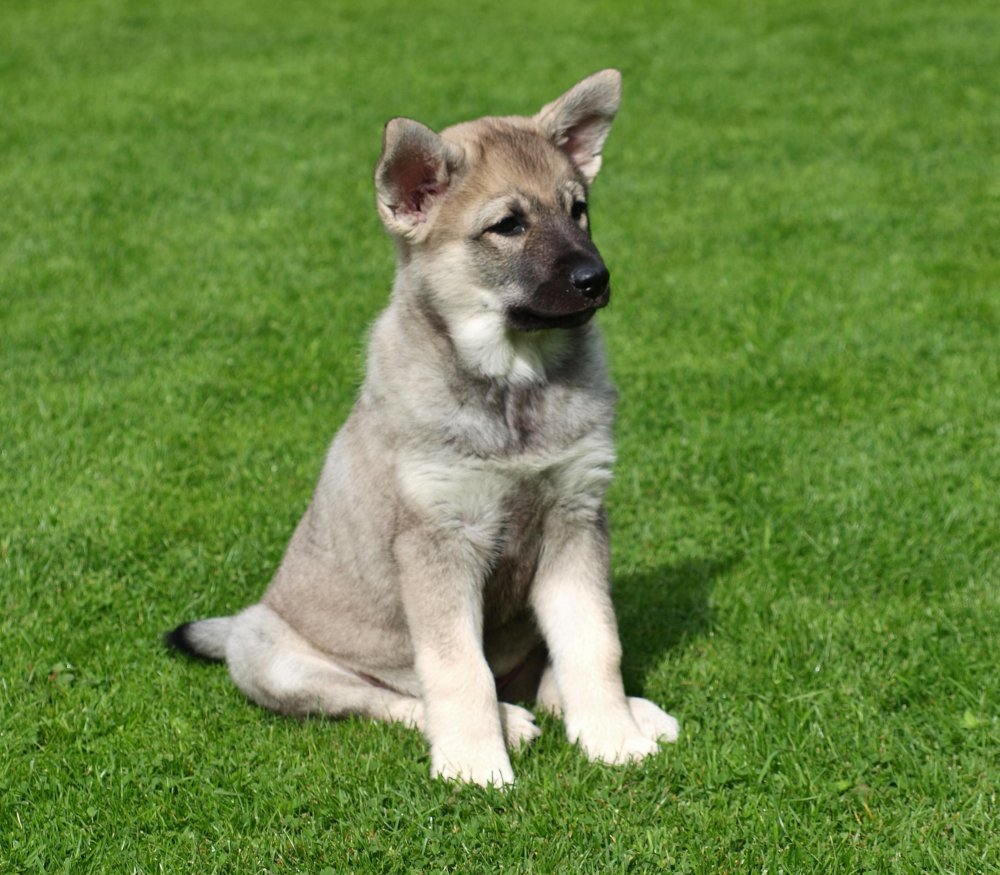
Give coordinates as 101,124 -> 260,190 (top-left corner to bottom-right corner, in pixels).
570,263 -> 610,299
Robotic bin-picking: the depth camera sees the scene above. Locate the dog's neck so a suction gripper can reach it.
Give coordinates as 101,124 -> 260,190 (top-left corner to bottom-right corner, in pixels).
412,288 -> 586,388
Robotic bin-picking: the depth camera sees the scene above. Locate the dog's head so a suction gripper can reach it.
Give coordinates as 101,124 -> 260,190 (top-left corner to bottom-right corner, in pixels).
374,70 -> 621,335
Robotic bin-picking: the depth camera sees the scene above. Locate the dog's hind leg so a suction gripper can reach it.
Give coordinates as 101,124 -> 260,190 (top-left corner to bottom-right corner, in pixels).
225,604 -> 422,728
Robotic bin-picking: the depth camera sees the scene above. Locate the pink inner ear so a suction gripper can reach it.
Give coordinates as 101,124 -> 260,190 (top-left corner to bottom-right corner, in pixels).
395,156 -> 443,220
560,114 -> 604,166
404,181 -> 444,221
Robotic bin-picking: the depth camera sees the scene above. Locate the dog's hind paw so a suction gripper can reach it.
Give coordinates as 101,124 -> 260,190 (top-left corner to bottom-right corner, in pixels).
627,696 -> 680,743
499,702 -> 541,750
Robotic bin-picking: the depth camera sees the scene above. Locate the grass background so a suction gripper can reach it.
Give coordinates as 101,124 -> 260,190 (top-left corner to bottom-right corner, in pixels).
2,0 -> 998,871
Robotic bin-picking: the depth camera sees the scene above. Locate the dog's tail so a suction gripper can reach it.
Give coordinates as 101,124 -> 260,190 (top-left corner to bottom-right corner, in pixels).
163,617 -> 233,662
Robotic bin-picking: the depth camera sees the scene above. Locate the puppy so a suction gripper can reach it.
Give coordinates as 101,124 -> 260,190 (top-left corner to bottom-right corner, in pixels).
167,70 -> 679,786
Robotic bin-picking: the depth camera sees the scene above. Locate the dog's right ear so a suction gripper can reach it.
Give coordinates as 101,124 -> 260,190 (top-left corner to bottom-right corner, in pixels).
375,118 -> 461,239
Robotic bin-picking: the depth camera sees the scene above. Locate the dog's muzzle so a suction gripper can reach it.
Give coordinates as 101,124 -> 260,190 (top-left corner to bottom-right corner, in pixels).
506,259 -> 611,332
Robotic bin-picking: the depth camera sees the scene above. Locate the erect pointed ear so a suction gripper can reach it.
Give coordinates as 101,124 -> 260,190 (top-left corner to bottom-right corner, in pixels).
534,69 -> 621,184
374,118 -> 462,239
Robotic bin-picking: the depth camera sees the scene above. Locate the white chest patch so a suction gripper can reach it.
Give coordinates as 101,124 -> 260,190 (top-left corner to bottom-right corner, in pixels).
451,310 -> 571,386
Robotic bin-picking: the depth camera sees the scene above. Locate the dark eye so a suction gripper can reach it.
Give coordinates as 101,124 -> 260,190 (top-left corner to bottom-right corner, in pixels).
486,215 -> 525,236
571,200 -> 588,221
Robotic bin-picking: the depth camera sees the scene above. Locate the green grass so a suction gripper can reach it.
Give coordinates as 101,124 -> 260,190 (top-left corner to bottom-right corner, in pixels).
2,0 -> 998,871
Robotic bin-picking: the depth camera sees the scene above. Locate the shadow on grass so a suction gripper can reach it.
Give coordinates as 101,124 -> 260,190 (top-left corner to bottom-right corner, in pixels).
614,557 -> 735,694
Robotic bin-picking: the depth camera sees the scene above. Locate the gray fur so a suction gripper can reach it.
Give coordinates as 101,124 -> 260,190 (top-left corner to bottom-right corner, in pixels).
165,70 -> 678,786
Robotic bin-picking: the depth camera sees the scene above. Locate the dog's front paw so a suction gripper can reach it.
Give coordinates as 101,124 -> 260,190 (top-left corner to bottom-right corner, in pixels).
499,702 -> 541,750
430,739 -> 515,788
628,697 -> 680,743
568,713 -> 660,765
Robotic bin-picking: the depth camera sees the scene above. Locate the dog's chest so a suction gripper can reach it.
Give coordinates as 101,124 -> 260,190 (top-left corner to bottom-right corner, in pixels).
490,383 -> 543,450
399,383 -> 612,524
397,379 -> 613,626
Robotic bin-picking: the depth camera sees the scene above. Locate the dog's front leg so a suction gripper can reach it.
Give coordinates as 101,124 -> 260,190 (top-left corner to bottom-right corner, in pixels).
531,512 -> 676,764
395,528 -> 514,787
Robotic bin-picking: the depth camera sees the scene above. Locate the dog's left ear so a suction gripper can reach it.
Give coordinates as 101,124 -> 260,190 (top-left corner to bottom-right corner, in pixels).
534,69 -> 621,184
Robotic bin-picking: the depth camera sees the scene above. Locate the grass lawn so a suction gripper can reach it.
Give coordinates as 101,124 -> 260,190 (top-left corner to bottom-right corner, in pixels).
2,0 -> 998,871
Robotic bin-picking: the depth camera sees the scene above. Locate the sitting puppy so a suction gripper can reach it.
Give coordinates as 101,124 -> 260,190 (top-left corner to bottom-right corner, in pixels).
166,69 -> 679,786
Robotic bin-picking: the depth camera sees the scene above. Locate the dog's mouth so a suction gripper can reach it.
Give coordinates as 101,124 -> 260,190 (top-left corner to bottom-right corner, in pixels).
505,292 -> 610,332
506,307 -> 597,331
